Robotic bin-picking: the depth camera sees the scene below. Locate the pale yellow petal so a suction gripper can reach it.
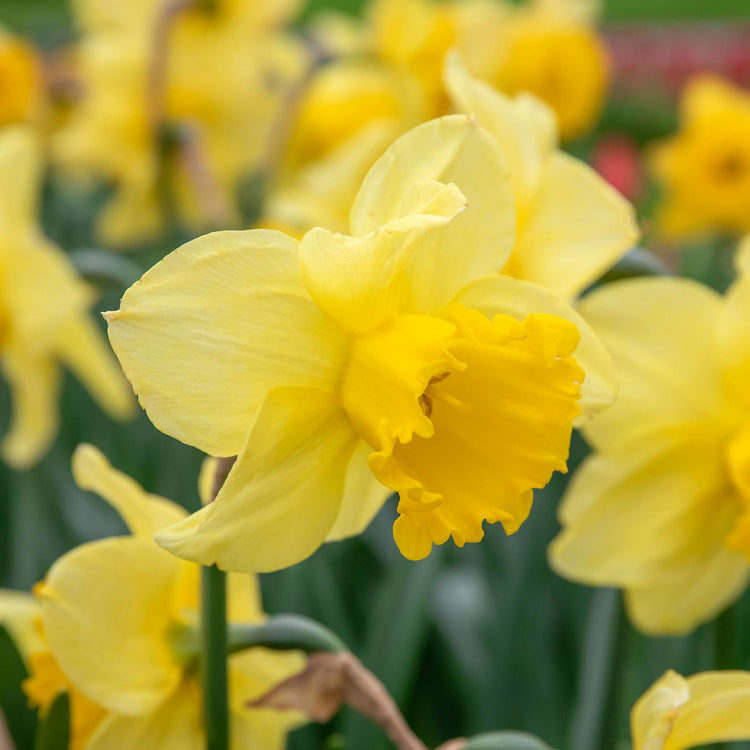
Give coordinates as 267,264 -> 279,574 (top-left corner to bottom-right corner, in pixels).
39,537 -> 184,714
513,152 -> 639,299
718,236 -> 750,407
452,274 -> 615,418
0,346 -> 59,469
230,649 -> 306,748
0,589 -> 43,658
444,50 -> 554,209
350,115 -> 516,314
326,439 -> 392,541
577,277 -> 728,451
198,457 -> 219,506
85,681 -> 203,750
155,387 -> 358,572
631,670 -> 690,750
3,236 -> 92,350
71,443 -> 187,537
0,125 -> 40,235
299,184 -> 467,333
666,671 -> 750,749
550,438 -> 742,635
55,315 -> 135,420
625,543 -> 748,636
106,229 -> 349,457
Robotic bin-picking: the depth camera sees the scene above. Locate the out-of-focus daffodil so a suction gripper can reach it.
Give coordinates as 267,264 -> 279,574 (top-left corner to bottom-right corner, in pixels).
550,236 -> 750,635
445,52 -> 638,301
0,127 -> 133,469
632,669 -> 750,750
650,76 -> 750,239
0,28 -> 44,127
106,114 -> 617,570
54,0 -> 305,247
365,0 -> 609,141
1,444 -> 305,750
479,0 -> 609,142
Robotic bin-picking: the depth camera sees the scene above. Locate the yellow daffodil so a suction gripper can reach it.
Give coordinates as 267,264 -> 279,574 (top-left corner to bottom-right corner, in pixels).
0,126 -> 132,468
4,443 -> 305,750
550,236 -> 750,635
478,0 -> 610,142
106,114 -> 616,570
262,59 -> 424,236
0,28 -> 44,127
54,0 -> 305,247
632,669 -> 750,750
650,75 -> 750,239
445,52 -> 638,301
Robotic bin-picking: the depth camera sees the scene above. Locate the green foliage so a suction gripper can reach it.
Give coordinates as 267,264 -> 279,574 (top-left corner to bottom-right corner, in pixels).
0,625 -> 36,749
34,693 -> 70,750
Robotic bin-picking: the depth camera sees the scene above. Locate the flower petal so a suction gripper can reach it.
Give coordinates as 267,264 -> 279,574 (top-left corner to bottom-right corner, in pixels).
39,537 -> 184,714
55,315 -> 135,420
0,588 -> 43,659
550,438 -> 744,634
631,670 -> 690,750
106,230 -> 349,457
0,126 -> 41,235
444,50 -> 555,209
667,671 -> 750,749
85,681 -> 203,750
452,274 -> 615,419
718,236 -> 750,408
155,387 -> 358,572
71,444 -> 187,537
350,114 -> 516,313
577,277 -> 728,450
299,182 -> 468,333
0,346 -> 60,469
326,439 -> 393,542
625,543 -> 748,636
513,152 -> 639,299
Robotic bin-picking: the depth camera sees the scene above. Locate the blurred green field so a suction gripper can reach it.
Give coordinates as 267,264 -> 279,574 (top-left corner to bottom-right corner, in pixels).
1,1 -> 749,749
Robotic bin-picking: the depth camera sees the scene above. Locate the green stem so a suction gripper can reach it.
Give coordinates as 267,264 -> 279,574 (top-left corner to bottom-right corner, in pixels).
202,564 -> 229,750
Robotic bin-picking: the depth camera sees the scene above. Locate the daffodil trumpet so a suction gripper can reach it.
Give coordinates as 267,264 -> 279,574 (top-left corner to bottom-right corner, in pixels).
107,112 -> 619,573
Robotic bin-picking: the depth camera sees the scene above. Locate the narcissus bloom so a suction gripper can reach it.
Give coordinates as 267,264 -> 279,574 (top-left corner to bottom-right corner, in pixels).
0,127 -> 132,468
550,237 -> 750,634
1,444 -> 304,750
632,670 -> 750,750
54,0 -> 305,247
445,52 -> 638,301
481,0 -> 610,142
107,114 -> 616,570
650,75 -> 750,239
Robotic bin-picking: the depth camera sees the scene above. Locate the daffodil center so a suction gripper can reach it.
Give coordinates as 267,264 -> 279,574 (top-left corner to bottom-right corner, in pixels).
341,305 -> 584,560
0,37 -> 39,127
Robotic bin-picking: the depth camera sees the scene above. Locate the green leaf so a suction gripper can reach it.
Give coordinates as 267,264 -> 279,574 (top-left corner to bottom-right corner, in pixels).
33,692 -> 70,750
228,614 -> 347,655
0,624 -> 37,750
462,731 -> 554,750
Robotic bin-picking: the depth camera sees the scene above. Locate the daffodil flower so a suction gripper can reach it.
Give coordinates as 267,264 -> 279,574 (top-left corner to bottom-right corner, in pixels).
550,236 -> 750,634
0,127 -> 133,468
107,114 -> 615,570
632,669 -> 750,750
445,51 -> 638,301
650,75 -> 750,239
3,444 -> 305,750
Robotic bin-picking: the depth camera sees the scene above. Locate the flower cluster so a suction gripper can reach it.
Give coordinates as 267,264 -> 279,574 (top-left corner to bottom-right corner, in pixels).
0,0 -> 749,748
